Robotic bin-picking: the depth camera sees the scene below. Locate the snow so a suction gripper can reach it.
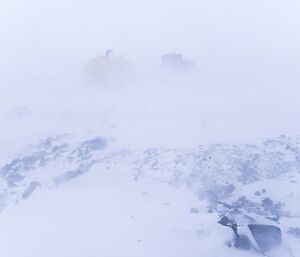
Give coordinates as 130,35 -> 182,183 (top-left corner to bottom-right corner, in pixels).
0,132 -> 300,256
0,155 -> 259,257
0,78 -> 300,257
1,1 -> 300,256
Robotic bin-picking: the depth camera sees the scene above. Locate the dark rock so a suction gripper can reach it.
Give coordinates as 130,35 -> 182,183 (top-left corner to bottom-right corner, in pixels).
190,208 -> 199,213
287,227 -> 300,238
71,137 -> 107,160
22,181 -> 40,199
255,191 -> 261,196
6,172 -> 25,187
52,170 -> 83,185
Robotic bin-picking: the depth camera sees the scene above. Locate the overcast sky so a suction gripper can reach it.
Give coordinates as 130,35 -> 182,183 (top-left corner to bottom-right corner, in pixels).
1,0 -> 300,86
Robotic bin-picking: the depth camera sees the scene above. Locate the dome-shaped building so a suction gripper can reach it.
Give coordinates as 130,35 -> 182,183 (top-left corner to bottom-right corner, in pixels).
84,50 -> 132,86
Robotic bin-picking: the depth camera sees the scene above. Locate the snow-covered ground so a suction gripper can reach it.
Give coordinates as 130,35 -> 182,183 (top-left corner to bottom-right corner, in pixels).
1,0 -> 300,255
0,80 -> 300,256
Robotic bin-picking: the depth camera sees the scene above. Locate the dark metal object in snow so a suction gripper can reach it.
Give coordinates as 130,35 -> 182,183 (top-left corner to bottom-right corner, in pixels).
248,224 -> 282,252
218,214 -> 282,253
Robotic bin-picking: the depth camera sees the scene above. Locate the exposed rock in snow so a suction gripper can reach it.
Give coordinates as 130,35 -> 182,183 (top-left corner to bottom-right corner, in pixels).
0,134 -> 300,256
22,181 -> 40,199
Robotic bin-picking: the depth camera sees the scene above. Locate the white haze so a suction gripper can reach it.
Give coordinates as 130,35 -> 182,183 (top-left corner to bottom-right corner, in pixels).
0,1 -> 300,257
1,0 -> 300,86
1,0 -> 300,151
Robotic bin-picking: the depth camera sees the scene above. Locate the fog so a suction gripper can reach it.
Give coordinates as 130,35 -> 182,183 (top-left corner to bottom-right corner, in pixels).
0,2 -> 300,256
1,0 -> 300,86
1,0 -> 300,151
